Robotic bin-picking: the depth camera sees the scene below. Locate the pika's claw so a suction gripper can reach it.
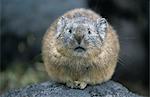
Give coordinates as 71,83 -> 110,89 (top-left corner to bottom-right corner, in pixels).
66,81 -> 87,89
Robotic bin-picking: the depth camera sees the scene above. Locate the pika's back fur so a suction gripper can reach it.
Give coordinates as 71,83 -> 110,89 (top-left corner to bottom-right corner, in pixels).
42,8 -> 120,89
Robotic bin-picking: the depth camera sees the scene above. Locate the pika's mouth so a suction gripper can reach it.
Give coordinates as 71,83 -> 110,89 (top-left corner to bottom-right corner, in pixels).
74,46 -> 86,52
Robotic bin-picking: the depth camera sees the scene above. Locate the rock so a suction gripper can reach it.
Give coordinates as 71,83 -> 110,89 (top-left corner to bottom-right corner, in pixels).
1,81 -> 143,97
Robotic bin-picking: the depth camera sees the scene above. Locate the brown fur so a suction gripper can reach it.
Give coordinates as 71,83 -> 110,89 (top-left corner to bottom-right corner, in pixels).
42,8 -> 120,89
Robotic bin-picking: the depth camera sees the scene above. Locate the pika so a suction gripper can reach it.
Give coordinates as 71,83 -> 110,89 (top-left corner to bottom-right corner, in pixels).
42,8 -> 120,89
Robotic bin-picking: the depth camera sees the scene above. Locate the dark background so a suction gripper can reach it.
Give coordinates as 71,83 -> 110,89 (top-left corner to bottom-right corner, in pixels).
0,0 -> 149,96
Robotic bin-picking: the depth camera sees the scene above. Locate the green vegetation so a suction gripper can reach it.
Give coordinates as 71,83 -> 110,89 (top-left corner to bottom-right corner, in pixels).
0,61 -> 48,94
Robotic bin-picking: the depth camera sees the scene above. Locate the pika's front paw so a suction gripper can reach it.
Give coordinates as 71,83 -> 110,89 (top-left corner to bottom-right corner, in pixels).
66,81 -> 87,89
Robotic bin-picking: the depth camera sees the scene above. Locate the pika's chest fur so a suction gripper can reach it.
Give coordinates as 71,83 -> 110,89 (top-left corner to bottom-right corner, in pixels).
48,56 -> 98,81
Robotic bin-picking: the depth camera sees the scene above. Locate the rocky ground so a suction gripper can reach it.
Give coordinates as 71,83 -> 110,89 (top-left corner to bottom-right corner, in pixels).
1,81 -> 143,97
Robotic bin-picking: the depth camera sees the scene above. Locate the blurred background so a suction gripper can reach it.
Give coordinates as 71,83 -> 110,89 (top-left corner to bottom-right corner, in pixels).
0,0 -> 149,96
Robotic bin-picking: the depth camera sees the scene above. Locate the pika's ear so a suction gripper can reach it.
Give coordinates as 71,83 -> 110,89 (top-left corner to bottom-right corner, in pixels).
56,16 -> 68,38
96,18 -> 108,40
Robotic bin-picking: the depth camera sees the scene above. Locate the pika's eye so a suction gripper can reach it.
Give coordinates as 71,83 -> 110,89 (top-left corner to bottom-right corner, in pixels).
88,28 -> 91,34
69,29 -> 72,33
88,30 -> 91,34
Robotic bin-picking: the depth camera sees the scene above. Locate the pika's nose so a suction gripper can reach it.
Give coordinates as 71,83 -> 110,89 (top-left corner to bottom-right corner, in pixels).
74,32 -> 84,44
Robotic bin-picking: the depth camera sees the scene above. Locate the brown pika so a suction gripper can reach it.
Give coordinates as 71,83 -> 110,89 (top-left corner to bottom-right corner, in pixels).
42,8 -> 120,89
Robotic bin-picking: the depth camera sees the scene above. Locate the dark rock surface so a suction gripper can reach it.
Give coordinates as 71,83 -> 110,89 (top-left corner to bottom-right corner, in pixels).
1,81 -> 143,97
